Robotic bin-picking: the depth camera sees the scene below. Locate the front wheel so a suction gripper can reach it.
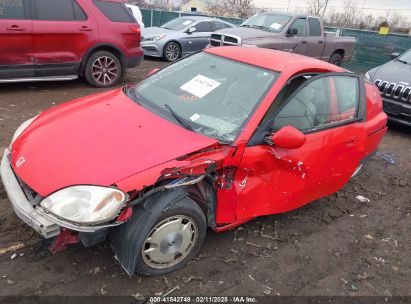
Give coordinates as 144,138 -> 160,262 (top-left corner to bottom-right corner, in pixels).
163,42 -> 182,62
84,51 -> 122,88
110,189 -> 206,276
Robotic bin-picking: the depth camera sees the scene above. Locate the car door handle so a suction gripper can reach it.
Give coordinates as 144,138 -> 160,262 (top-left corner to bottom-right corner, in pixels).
318,40 -> 324,44
79,26 -> 93,32
301,41 -> 307,44
7,25 -> 25,32
345,137 -> 357,147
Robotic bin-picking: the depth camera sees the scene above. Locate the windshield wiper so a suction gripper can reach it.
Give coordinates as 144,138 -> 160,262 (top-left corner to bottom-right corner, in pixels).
249,25 -> 270,31
163,104 -> 193,131
396,58 -> 409,64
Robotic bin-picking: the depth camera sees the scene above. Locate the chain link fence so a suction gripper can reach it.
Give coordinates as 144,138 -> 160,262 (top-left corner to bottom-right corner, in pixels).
140,9 -> 411,73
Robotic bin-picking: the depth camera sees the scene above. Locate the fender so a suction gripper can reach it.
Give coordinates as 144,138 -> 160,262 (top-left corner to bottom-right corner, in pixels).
80,43 -> 127,72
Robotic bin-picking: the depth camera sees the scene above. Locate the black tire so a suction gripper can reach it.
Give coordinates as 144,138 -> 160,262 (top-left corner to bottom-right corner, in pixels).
163,41 -> 182,62
329,53 -> 343,66
84,51 -> 122,88
110,188 -> 206,276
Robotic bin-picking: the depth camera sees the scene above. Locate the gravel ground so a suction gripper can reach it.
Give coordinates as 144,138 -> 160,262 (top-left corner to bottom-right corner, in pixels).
0,59 -> 410,298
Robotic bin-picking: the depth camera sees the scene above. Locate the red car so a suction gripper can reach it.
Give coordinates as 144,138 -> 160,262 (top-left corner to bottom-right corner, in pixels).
0,0 -> 143,87
1,47 -> 387,276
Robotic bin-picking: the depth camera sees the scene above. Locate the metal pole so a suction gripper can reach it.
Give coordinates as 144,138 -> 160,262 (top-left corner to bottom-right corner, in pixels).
287,0 -> 291,11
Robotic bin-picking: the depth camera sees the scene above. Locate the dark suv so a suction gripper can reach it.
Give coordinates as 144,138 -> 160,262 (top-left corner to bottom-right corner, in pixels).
366,49 -> 411,127
0,0 -> 143,87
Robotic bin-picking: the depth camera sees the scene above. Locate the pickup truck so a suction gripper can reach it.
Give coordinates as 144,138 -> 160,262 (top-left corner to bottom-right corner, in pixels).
210,12 -> 356,66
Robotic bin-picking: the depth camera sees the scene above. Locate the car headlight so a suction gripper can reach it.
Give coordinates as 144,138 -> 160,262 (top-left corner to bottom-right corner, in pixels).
11,115 -> 38,146
143,34 -> 166,42
40,186 -> 127,225
364,71 -> 371,80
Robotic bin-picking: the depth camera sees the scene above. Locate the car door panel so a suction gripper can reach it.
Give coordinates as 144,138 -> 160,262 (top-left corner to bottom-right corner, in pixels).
305,17 -> 324,59
235,73 -> 367,221
184,21 -> 212,53
31,0 -> 99,76
282,18 -> 307,55
0,0 -> 33,77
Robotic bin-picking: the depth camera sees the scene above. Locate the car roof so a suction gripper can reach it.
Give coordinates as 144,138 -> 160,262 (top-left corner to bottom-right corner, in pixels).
178,16 -> 227,22
205,47 -> 345,74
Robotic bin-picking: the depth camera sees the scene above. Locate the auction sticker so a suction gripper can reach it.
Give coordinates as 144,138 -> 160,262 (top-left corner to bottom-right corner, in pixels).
180,75 -> 221,98
270,22 -> 282,30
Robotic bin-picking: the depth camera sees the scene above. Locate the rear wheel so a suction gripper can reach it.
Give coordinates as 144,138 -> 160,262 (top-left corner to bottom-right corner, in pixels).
84,51 -> 122,88
329,53 -> 343,66
163,42 -> 182,62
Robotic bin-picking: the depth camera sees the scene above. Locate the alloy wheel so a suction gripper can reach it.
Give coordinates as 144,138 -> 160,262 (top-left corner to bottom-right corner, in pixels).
91,56 -> 119,86
165,43 -> 180,61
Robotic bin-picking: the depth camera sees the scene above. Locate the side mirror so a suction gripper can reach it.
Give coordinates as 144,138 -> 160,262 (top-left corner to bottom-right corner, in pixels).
286,28 -> 298,37
147,68 -> 159,77
269,126 -> 306,149
390,52 -> 400,60
187,27 -> 196,34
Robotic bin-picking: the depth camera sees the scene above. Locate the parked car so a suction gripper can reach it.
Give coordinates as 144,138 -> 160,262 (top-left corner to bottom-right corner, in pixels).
125,3 -> 144,28
0,0 -> 143,87
365,49 -> 411,127
209,12 -> 356,66
141,16 -> 235,61
1,47 -> 387,276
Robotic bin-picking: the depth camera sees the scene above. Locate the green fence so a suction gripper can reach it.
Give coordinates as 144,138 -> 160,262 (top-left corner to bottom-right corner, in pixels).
325,27 -> 411,73
141,9 -> 411,73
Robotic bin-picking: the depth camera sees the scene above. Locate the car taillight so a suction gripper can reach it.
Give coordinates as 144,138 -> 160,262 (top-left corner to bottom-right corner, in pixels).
129,25 -> 140,34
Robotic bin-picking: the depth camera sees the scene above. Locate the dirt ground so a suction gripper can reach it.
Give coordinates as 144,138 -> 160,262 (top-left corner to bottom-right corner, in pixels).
0,59 -> 410,299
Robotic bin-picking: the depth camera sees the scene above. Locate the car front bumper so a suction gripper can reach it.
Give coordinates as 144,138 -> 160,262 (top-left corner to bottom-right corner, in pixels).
1,149 -> 124,237
0,148 -> 60,238
382,97 -> 411,127
141,43 -> 162,57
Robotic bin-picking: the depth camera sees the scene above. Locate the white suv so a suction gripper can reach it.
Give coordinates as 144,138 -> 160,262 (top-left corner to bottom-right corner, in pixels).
126,3 -> 144,28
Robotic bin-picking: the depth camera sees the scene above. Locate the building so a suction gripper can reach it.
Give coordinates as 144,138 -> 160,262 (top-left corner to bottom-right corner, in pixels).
181,0 -> 207,13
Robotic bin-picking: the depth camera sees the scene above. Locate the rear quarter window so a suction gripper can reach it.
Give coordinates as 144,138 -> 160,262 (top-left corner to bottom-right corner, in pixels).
93,0 -> 134,23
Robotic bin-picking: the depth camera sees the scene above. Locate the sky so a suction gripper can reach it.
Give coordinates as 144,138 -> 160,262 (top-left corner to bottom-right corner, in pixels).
253,0 -> 411,19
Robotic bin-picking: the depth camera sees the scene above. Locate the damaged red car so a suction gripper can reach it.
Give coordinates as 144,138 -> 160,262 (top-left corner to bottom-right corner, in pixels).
1,47 -> 387,276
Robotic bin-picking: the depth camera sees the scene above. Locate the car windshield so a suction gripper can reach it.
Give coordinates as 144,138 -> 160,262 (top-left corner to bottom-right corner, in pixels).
160,17 -> 195,31
397,49 -> 411,64
241,14 -> 292,32
128,52 -> 278,143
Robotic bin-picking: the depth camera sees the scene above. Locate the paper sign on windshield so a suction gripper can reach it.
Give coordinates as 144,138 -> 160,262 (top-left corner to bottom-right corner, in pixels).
183,20 -> 193,26
180,75 -> 221,99
270,23 -> 282,30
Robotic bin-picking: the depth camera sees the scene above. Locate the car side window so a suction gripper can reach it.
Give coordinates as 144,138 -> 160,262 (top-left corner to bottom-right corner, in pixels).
93,0 -> 133,23
289,18 -> 307,36
35,0 -> 86,21
194,21 -> 212,32
212,21 -> 230,31
272,76 -> 359,132
0,0 -> 25,19
308,17 -> 321,36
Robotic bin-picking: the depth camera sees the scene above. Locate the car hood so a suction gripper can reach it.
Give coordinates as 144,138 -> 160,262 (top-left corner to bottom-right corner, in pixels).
141,27 -> 176,39
10,89 -> 218,197
216,26 -> 280,41
371,60 -> 411,84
